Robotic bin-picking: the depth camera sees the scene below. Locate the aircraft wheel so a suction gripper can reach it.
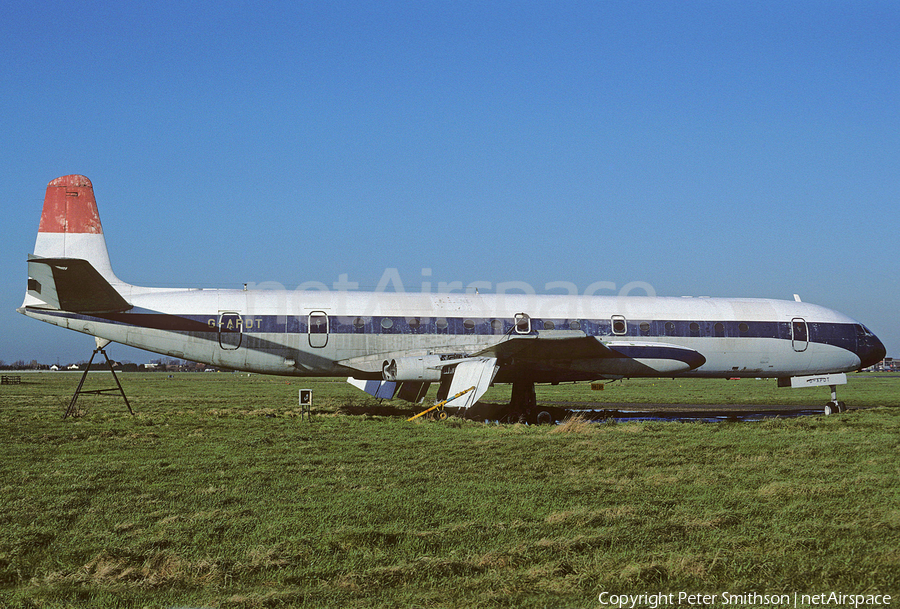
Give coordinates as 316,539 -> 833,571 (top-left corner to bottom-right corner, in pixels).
824,404 -> 834,416
536,410 -> 553,425
438,411 -> 448,421
838,401 -> 847,413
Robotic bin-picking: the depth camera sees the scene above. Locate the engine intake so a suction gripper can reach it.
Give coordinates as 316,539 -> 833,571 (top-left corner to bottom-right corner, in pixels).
383,355 -> 444,382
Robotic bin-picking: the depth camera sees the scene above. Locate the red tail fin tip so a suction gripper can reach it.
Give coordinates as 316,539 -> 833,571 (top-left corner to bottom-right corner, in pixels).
39,175 -> 103,234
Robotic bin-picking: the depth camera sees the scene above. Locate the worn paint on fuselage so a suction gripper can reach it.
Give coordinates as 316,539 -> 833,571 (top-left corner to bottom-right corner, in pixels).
23,289 -> 881,382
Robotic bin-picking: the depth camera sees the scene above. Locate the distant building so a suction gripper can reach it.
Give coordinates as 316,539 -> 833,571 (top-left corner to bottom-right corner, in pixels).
865,357 -> 895,372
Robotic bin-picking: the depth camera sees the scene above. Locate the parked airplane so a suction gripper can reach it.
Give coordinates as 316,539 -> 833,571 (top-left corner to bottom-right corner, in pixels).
20,175 -> 885,419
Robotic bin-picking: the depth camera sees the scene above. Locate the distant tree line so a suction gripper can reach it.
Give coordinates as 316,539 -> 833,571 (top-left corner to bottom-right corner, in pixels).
0,358 -> 218,372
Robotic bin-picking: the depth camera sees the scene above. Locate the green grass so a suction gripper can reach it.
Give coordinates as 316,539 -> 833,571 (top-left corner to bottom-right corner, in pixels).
0,372 -> 898,608
530,373 -> 900,408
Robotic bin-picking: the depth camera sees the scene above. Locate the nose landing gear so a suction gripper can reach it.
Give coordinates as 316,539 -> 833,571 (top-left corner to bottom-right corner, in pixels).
824,384 -> 846,415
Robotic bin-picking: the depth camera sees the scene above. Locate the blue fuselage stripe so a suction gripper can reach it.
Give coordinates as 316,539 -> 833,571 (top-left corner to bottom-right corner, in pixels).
38,311 -> 863,354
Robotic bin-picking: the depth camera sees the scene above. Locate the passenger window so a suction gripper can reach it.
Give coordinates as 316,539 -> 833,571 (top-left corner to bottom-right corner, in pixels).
515,313 -> 531,334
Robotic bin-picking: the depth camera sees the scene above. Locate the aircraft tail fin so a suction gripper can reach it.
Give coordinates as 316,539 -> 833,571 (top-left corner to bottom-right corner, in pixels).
33,175 -> 123,285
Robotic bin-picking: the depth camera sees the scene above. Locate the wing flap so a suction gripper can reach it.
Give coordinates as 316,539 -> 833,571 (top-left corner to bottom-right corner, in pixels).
347,378 -> 398,399
444,357 -> 499,409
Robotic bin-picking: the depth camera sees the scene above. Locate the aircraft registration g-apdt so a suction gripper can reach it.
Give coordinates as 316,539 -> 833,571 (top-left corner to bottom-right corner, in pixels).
20,175 -> 886,419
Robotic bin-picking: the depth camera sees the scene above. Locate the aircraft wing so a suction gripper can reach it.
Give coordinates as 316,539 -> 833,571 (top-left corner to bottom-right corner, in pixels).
347,329 -> 705,407
473,330 -> 608,360
474,330 -> 707,375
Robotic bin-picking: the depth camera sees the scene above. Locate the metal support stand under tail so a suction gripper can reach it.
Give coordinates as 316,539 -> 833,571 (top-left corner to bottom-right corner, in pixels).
64,339 -> 134,419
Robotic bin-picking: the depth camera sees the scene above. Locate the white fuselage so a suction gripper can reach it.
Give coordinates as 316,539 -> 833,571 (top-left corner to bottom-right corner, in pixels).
23,286 -> 875,382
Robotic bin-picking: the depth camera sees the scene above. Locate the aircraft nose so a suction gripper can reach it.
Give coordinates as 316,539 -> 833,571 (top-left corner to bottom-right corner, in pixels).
857,328 -> 886,370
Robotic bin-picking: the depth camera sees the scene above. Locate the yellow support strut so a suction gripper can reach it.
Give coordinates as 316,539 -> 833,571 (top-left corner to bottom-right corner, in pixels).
407,386 -> 476,422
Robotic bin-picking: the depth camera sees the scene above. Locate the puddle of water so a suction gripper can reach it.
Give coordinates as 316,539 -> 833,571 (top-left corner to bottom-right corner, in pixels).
566,408 -> 825,423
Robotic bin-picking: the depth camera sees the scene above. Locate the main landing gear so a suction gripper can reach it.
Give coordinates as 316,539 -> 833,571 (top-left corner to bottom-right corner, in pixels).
505,380 -> 554,424
510,381 -> 536,421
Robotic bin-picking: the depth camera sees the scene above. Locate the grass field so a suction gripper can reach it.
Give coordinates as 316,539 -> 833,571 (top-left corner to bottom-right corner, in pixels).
0,372 -> 897,608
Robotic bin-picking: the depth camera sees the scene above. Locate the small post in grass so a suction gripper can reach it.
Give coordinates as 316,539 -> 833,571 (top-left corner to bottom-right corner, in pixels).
299,389 -> 312,420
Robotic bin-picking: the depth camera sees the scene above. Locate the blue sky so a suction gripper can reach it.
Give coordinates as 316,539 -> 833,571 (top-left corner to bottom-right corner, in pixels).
2,1 -> 897,364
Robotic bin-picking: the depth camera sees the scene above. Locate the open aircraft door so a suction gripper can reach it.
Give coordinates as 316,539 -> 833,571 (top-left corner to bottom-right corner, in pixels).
792,318 -> 808,352
218,312 -> 243,350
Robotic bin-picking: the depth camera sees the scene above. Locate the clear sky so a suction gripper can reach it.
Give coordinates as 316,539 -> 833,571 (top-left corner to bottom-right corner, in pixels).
2,1 -> 897,364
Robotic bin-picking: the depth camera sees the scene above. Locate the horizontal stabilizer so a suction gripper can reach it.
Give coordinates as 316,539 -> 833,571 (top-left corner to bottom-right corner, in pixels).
27,257 -> 131,313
